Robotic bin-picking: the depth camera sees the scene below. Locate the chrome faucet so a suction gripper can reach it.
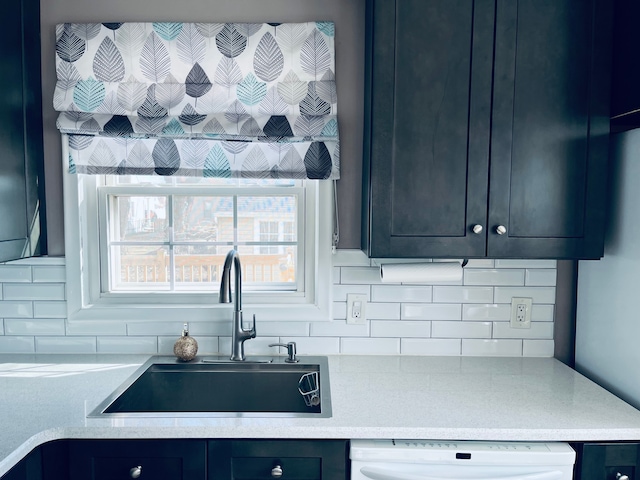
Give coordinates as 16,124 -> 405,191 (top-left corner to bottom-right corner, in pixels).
219,249 -> 256,361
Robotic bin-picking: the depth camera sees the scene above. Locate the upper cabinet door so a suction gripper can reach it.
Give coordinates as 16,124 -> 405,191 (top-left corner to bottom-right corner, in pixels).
363,0 -> 611,259
363,0 -> 495,258
0,0 -> 46,263
488,0 -> 612,259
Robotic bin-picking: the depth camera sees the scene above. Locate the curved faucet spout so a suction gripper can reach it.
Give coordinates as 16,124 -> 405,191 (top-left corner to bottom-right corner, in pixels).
219,249 -> 242,312
219,249 -> 256,361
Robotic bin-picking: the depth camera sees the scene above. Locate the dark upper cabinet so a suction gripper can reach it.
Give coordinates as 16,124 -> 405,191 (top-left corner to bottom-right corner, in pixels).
611,0 -> 640,132
0,0 -> 46,263
362,0 -> 612,259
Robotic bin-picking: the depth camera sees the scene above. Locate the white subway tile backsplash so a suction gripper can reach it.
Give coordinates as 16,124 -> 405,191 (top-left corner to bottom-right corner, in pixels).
433,286 -> 493,303
341,337 -> 400,355
97,336 -> 157,354
523,339 -> 555,357
432,321 -> 492,339
372,285 -> 432,303
32,266 -> 66,283
371,320 -> 430,338
333,302 -> 348,320
401,338 -> 461,356
462,339 -> 523,356
35,336 -> 97,353
332,249 -> 371,267
463,304 -> 510,321
3,284 -> 65,301
158,335 -> 219,355
333,267 -> 341,284
464,269 -> 525,286
367,303 -> 401,320
0,336 -> 35,353
460,259 -> 495,268
532,304 -> 555,322
341,266 -> 381,284
258,321 -> 310,337
493,321 -> 554,339
33,301 -> 67,318
332,284 -> 370,301
494,287 -> 556,304
4,319 -> 66,336
525,269 -> 557,286
0,266 -> 32,282
494,260 -> 557,268
310,320 -> 369,337
0,253 -> 559,358
402,303 -> 461,321
0,301 -> 33,318
66,321 -> 127,336
281,337 -> 340,355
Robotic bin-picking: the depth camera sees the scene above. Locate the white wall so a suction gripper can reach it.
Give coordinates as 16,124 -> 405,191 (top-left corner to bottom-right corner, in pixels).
576,130 -> 640,408
0,252 -> 557,356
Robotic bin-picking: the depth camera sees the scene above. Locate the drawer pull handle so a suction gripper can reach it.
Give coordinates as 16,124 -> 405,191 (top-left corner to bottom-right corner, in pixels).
130,466 -> 142,478
271,465 -> 283,478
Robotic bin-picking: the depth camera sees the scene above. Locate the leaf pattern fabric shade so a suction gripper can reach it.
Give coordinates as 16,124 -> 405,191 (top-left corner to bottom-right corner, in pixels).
54,22 -> 340,180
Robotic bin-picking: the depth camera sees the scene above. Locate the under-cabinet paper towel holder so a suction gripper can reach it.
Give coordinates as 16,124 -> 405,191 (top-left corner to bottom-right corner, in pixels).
378,259 -> 468,283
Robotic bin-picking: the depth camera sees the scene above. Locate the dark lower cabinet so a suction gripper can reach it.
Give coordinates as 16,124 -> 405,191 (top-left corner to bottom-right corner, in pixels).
574,443 -> 640,480
1,439 -> 349,480
1,448 -> 42,480
208,439 -> 349,480
68,439 -> 207,480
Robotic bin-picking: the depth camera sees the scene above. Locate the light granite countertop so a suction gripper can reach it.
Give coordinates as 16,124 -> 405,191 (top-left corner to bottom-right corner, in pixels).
2,354 -> 640,476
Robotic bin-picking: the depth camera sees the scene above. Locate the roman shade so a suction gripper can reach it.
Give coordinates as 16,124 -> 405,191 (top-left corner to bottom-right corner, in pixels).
54,22 -> 340,179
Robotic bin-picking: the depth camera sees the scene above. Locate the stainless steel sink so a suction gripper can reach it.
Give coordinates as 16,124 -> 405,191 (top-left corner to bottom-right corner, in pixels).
88,356 -> 332,418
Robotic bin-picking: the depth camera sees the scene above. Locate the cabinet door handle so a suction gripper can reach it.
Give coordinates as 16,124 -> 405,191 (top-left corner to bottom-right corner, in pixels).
616,474 -> 630,480
271,465 -> 283,478
129,466 -> 142,478
472,224 -> 483,234
495,225 -> 507,235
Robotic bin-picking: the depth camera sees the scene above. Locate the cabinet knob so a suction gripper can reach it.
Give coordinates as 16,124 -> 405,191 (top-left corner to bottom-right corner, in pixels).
495,225 -> 507,235
130,466 -> 142,479
472,224 -> 483,234
271,465 -> 283,478
616,474 -> 630,480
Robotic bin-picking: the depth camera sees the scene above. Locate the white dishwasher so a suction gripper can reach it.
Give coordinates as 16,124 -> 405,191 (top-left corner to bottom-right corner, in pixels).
350,440 -> 576,480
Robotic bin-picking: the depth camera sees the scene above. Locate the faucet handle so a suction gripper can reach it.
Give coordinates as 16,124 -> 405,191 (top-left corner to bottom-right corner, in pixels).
269,342 -> 298,363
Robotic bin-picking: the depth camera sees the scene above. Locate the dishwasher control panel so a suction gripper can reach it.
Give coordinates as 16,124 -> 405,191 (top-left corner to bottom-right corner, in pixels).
351,440 -> 576,479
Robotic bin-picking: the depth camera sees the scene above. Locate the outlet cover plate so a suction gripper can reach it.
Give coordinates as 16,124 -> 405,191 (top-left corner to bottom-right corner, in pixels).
510,297 -> 532,329
346,293 -> 367,325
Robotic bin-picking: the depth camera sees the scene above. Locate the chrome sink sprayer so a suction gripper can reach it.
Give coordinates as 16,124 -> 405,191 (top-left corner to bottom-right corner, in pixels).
219,249 -> 256,361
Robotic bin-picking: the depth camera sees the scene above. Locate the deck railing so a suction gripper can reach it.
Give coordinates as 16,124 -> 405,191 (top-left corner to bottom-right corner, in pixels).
119,252 -> 294,284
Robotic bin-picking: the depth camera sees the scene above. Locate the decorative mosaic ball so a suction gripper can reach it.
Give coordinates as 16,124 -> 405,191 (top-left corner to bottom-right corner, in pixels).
174,324 -> 198,361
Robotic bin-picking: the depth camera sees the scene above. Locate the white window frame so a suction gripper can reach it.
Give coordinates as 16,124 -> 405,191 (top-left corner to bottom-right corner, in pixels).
61,137 -> 333,324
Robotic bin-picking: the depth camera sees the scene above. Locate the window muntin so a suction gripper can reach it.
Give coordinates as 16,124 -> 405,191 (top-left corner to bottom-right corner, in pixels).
99,177 -> 303,294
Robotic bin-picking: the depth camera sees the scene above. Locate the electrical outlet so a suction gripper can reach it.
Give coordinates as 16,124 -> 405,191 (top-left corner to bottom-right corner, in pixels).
510,297 -> 532,329
346,294 -> 367,325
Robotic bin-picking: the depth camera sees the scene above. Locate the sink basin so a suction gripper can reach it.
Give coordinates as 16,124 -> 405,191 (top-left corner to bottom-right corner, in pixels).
88,356 -> 331,418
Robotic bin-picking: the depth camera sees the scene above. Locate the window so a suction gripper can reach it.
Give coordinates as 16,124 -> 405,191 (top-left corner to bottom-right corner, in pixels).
64,168 -> 334,323
99,176 -> 301,293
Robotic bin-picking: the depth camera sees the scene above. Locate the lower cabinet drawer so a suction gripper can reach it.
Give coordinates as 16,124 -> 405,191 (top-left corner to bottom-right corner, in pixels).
232,457 -> 321,479
208,439 -> 348,480
68,439 -> 207,480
